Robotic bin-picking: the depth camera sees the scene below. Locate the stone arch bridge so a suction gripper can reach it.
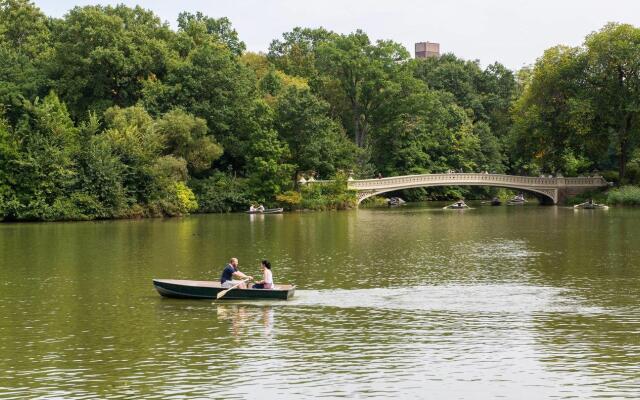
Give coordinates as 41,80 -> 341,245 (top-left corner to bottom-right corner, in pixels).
337,173 -> 608,205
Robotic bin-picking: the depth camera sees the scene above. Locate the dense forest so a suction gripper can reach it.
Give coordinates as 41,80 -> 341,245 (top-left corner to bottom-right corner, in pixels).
1,1 -> 640,221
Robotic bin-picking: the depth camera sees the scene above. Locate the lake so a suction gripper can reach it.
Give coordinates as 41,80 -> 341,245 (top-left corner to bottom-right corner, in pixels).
1,204 -> 639,399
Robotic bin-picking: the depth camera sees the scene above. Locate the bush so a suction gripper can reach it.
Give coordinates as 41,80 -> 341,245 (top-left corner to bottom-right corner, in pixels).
607,185 -> 640,205
600,170 -> 619,185
295,172 -> 357,210
276,191 -> 302,207
175,182 -> 198,212
360,196 -> 388,207
190,172 -> 251,213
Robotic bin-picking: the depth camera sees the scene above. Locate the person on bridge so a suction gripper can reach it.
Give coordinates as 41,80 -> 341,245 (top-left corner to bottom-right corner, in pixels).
220,258 -> 253,289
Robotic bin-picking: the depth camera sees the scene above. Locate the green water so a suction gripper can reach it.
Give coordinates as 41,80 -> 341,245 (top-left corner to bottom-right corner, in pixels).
1,204 -> 639,399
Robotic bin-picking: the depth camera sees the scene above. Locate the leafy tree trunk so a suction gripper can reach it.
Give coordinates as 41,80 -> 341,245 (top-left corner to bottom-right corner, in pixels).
352,102 -> 362,147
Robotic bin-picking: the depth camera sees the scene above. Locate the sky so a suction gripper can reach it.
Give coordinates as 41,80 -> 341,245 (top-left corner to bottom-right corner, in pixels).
34,0 -> 640,70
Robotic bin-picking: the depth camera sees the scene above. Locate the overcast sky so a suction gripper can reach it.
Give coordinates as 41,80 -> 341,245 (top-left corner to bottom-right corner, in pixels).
35,0 -> 640,70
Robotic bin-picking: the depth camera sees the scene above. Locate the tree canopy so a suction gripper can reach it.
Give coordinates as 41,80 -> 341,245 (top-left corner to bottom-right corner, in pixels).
1,1 -> 638,221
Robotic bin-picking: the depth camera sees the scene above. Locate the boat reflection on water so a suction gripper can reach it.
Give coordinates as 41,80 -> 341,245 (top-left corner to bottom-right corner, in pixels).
216,305 -> 274,340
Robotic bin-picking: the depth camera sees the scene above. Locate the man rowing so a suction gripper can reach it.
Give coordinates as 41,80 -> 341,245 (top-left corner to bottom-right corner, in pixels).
220,257 -> 253,289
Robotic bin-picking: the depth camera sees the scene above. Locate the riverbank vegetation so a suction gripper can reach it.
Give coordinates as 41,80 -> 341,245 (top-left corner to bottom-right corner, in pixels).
1,1 -> 640,221
607,186 -> 640,206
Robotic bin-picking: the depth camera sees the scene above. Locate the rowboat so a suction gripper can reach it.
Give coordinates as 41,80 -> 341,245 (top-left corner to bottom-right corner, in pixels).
507,195 -> 526,205
443,201 -> 469,209
245,208 -> 284,214
387,197 -> 406,206
574,202 -> 608,210
153,279 -> 295,300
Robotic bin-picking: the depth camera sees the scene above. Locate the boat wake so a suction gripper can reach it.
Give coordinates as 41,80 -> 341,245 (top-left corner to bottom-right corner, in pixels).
257,284 -> 608,315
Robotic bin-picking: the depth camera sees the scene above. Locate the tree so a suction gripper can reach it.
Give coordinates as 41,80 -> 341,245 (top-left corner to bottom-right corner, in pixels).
0,115 -> 17,217
176,12 -> 245,56
510,46 -> 592,175
142,38 -> 259,171
74,114 -> 127,217
245,125 -> 294,203
155,109 -> 223,175
372,88 -> 480,175
0,0 -> 50,57
584,23 -> 640,181
51,4 -> 172,117
275,87 -> 358,182
412,55 -> 515,171
316,31 -> 409,149
268,27 -> 336,79
1,92 -> 79,220
0,0 -> 51,122
101,105 -> 162,207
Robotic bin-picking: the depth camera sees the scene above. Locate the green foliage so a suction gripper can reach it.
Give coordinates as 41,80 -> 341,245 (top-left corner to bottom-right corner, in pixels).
275,86 -> 358,180
297,173 -> 357,210
565,190 -> 608,206
510,45 -> 591,175
190,172 -> 250,213
176,12 -> 245,56
155,108 -> 223,175
607,186 -> 640,205
51,4 -> 172,118
359,195 -> 388,208
584,23 -> 640,181
8,4 -> 640,221
268,27 -> 336,79
148,179 -> 197,216
75,116 -> 127,217
0,1 -> 51,122
372,88 -> 481,175
245,124 -> 295,203
275,191 -> 302,207
1,92 -> 79,221
624,149 -> 640,184
510,24 -> 640,181
142,36 -> 258,172
315,31 -> 409,149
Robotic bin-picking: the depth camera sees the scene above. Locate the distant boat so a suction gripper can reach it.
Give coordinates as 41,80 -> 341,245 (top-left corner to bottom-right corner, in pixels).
443,201 -> 469,210
153,279 -> 295,300
507,194 -> 526,205
387,197 -> 406,206
574,201 -> 608,210
245,208 -> 284,214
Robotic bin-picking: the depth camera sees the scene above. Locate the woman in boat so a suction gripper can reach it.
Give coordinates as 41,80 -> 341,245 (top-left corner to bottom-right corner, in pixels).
257,204 -> 265,212
252,260 -> 274,289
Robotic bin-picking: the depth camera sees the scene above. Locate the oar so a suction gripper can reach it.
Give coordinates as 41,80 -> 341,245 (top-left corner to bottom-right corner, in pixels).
215,278 -> 251,300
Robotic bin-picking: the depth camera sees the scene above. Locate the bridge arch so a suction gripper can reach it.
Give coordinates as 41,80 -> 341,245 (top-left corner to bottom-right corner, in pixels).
356,183 -> 556,205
